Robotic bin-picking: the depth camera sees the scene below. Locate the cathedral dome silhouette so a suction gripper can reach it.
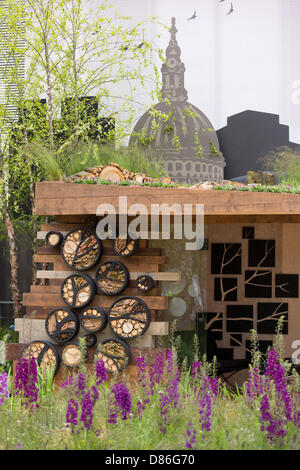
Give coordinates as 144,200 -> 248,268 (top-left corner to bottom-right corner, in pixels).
129,17 -> 225,184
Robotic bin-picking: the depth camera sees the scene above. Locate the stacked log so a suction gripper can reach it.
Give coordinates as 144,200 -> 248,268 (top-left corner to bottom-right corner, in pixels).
67,162 -> 173,185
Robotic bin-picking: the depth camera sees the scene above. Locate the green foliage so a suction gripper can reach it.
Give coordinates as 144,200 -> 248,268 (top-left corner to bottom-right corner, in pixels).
0,326 -> 19,374
260,146 -> 300,186
18,142 -> 168,181
194,130 -> 203,158
215,182 -> 300,194
209,141 -> 219,156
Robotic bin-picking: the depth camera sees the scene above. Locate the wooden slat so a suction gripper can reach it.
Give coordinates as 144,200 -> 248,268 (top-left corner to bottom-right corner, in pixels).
15,318 -> 168,343
36,270 -> 181,281
38,227 -> 148,248
33,253 -> 165,266
15,318 -> 168,336
23,292 -> 168,310
29,285 -> 160,296
34,181 -> 300,217
36,245 -> 161,256
6,342 -> 168,365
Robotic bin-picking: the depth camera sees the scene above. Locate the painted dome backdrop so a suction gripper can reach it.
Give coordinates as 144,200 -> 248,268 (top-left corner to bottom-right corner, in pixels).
130,17 -> 226,184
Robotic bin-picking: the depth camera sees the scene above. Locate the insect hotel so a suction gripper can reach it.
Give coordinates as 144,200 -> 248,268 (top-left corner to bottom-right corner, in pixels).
5,180 -> 300,386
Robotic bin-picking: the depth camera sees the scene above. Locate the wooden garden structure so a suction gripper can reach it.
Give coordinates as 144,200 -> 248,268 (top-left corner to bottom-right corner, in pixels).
6,182 -> 300,386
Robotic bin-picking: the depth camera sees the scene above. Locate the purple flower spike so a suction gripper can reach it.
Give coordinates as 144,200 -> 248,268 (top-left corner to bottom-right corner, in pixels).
66,398 -> 79,433
80,391 -> 94,431
95,359 -> 108,386
0,372 -> 9,406
185,422 -> 197,450
14,357 -> 39,408
108,383 -> 132,423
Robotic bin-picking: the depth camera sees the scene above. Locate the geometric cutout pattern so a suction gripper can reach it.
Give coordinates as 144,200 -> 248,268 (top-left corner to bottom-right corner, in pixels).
211,243 -> 242,274
230,333 -> 243,347
257,302 -> 288,335
226,304 -> 253,333
214,277 -> 238,301
275,274 -> 299,298
201,312 -> 223,361
245,270 -> 272,298
248,239 -> 275,267
242,226 -> 255,239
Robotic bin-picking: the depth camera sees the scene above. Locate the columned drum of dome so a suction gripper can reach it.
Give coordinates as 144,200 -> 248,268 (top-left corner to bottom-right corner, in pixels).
129,17 -> 226,185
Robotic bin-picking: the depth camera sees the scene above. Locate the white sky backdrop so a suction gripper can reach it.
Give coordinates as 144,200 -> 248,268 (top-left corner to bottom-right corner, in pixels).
90,0 -> 300,143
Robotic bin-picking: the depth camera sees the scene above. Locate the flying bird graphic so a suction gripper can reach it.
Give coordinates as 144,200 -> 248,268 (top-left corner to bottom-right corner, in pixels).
187,10 -> 197,21
227,2 -> 234,14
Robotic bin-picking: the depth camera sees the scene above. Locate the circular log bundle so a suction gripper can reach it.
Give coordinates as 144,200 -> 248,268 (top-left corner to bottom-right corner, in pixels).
83,333 -> 97,348
20,340 -> 60,375
61,342 -> 87,369
95,261 -> 129,296
45,308 -> 79,343
61,274 -> 96,309
61,228 -> 102,271
45,231 -> 63,247
95,338 -> 130,373
112,235 -> 138,257
136,274 -> 154,293
80,306 -> 107,333
108,296 -> 150,340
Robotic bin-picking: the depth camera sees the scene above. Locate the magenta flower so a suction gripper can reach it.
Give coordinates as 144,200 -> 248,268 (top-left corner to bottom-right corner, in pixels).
185,422 -> 197,450
95,359 -> 108,386
14,357 -> 39,408
66,398 -> 79,433
0,372 -> 9,406
108,383 -> 132,423
80,391 -> 94,431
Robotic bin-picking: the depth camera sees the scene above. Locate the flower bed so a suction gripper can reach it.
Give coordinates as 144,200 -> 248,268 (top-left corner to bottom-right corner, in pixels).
1,336 -> 299,450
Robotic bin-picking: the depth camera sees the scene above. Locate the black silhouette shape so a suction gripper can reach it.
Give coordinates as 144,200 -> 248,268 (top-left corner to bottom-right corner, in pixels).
217,110 -> 300,180
214,277 -> 238,301
257,303 -> 288,334
248,240 -> 275,268
211,243 -> 242,274
187,10 -> 197,20
242,227 -> 255,240
227,2 -> 234,14
275,274 -> 299,298
230,334 -> 242,347
226,305 -> 253,333
245,270 -> 272,298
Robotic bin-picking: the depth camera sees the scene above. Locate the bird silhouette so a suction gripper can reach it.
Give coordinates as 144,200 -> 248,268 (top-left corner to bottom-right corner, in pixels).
227,2 -> 234,14
219,0 -> 225,2
187,10 -> 197,20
